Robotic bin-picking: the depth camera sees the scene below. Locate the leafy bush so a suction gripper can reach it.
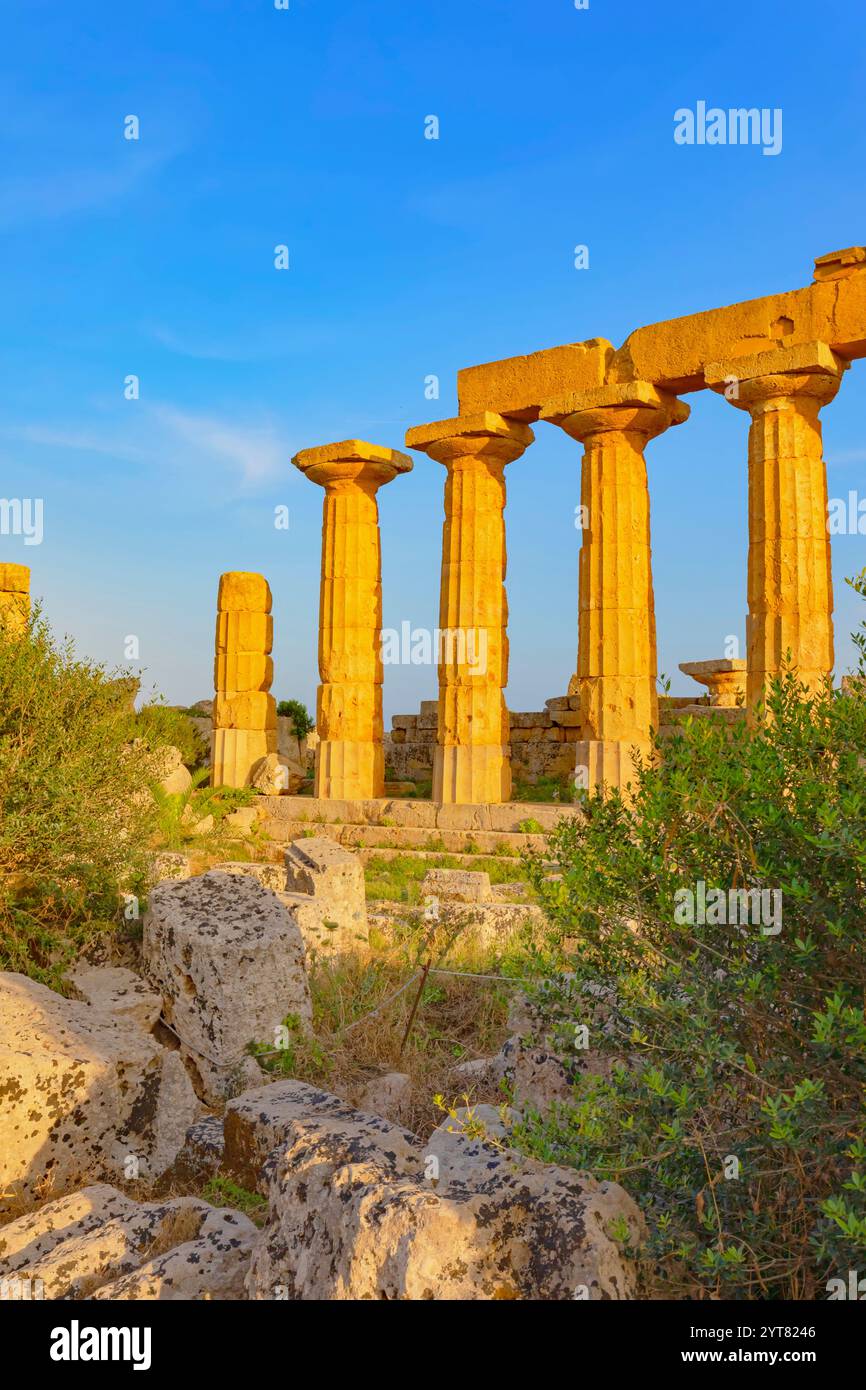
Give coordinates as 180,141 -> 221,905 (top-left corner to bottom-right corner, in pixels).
0,613 -> 156,987
518,579 -> 866,1300
150,776 -> 256,851
134,701 -> 209,770
276,698 -> 314,739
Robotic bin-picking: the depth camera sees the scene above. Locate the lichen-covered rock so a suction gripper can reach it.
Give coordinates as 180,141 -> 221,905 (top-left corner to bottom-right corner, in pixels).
142,872 -> 311,1105
223,1079 -> 415,1194
0,1186 -> 255,1301
213,861 -> 287,892
148,850 -> 191,886
65,964 -> 162,1032
167,1115 -> 226,1189
89,1214 -> 256,1301
245,1082 -> 642,1300
426,1104 -> 516,1187
0,1185 -> 136,1273
0,973 -> 198,1214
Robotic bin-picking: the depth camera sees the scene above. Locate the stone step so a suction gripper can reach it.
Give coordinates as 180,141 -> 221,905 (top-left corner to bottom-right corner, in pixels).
257,794 -> 578,835
260,819 -> 547,856
354,845 -> 521,868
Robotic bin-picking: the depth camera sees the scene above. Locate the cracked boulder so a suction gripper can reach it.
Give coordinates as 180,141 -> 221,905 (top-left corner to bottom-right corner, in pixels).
143,871 -> 311,1105
0,973 -> 198,1215
244,1080 -> 642,1300
0,1185 -> 256,1300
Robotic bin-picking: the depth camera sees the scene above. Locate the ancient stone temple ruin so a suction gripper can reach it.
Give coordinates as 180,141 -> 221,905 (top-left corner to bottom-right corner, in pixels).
229,247 -> 866,804
212,572 -> 278,788
0,563 -> 30,636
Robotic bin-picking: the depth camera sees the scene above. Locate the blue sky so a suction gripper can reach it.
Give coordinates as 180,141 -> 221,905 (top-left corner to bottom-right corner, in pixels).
1,0 -> 865,718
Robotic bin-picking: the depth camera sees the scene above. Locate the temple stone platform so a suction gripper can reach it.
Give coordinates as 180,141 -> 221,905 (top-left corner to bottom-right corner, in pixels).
255,795 -> 580,858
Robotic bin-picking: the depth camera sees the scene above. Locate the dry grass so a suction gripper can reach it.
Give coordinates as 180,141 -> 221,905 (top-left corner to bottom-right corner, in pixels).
251,909 -> 537,1139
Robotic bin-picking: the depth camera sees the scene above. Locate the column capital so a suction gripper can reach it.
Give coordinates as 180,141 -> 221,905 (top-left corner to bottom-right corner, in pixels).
539,380 -> 689,443
406,411 -> 533,466
293,439 -> 412,490
705,340 -> 848,411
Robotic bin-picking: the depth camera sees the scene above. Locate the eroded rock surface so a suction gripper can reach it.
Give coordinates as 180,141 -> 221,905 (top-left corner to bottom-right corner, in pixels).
243,1079 -> 642,1300
65,964 -> 162,1032
0,973 -> 198,1214
142,871 -> 311,1105
0,1185 -> 255,1301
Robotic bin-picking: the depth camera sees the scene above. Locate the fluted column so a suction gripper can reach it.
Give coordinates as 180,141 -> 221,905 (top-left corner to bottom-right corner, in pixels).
293,439 -> 412,799
0,564 -> 30,636
706,342 -> 847,711
540,383 -> 688,793
406,412 -> 533,804
212,571 -> 277,787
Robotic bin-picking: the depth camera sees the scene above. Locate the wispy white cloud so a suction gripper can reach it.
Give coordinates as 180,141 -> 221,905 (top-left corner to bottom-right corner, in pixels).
1,401 -> 296,489
5,423 -> 150,463
151,404 -> 289,484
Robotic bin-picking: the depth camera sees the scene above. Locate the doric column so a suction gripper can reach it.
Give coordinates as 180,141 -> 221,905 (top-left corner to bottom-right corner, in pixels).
706,342 -> 848,710
293,439 -> 412,800
212,571 -> 277,787
0,563 -> 30,636
540,382 -> 688,793
405,412 -> 533,804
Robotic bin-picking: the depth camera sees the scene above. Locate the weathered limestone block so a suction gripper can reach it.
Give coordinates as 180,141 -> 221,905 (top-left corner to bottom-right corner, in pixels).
223,805 -> 260,835
152,744 -> 192,796
0,1186 -> 137,1276
142,872 -> 311,1105
0,1187 -> 255,1301
213,860 -> 287,892
359,1070 -> 412,1125
293,440 -> 412,800
90,1215 -> 256,1301
679,658 -> 747,707
213,691 -> 277,730
541,382 -> 689,795
65,964 -> 162,1032
706,341 -> 847,711
417,699 -> 439,729
405,413 -> 534,805
249,750 -> 303,794
420,868 -> 492,903
457,339 -> 614,420
0,974 -> 198,1212
212,572 -> 277,788
245,1084 -> 643,1300
611,246 -> 866,392
282,835 -> 368,954
0,562 -> 30,635
427,1105 -> 517,1186
147,850 -> 191,885
222,1079 -> 413,1194
167,1115 -> 226,1189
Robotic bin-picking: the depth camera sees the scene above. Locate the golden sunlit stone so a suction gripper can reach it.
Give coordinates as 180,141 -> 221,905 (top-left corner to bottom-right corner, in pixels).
211,571 -> 277,787
0,563 -> 30,636
706,341 -> 848,712
540,383 -> 689,794
406,414 -> 533,804
293,440 -> 412,800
